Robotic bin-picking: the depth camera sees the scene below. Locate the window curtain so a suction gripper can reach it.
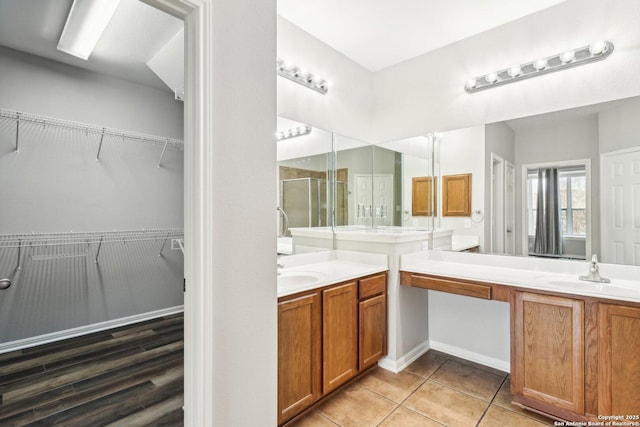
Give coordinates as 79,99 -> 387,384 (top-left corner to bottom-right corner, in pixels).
533,168 -> 563,256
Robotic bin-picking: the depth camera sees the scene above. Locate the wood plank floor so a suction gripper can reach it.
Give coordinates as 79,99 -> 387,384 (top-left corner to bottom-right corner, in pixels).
0,313 -> 184,426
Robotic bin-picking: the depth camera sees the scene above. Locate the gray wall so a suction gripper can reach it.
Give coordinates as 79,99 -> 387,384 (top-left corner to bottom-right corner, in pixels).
0,47 -> 183,344
599,96 -> 640,154
0,46 -> 183,139
0,46 -> 183,233
513,114 -> 600,258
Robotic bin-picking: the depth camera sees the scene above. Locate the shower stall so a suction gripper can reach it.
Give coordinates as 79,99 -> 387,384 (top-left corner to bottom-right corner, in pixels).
280,178 -> 347,231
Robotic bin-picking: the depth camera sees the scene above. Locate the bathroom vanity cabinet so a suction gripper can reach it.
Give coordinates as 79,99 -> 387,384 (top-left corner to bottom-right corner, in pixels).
511,291 -> 585,417
597,303 -> 640,415
399,271 -> 640,423
278,272 -> 387,425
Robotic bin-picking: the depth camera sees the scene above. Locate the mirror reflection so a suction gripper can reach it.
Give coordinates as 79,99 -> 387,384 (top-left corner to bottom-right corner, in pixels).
433,94 -> 640,266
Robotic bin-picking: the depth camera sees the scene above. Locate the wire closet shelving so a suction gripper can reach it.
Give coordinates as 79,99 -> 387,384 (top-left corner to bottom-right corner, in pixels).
0,108 -> 184,166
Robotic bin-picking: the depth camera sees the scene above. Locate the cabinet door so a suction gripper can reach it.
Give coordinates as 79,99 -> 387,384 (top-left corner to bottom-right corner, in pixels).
359,293 -> 387,370
278,292 -> 321,425
512,292 -> 584,415
598,304 -> 640,415
323,282 -> 358,393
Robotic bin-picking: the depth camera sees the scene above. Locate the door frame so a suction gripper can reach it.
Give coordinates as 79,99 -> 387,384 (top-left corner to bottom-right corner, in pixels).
143,0 -> 276,425
490,153 -> 505,253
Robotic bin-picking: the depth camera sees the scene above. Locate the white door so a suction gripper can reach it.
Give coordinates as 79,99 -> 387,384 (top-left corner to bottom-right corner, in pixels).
354,174 -> 373,225
372,174 -> 394,226
601,148 -> 640,265
505,161 -> 516,255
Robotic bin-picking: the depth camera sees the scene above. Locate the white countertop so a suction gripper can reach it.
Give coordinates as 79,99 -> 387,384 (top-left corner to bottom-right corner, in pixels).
278,250 -> 388,298
400,251 -> 640,304
289,226 -> 453,244
451,235 -> 480,252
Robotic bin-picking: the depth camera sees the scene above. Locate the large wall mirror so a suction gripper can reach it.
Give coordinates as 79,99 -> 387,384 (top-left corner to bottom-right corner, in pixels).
432,94 -> 640,266
277,117 -> 438,255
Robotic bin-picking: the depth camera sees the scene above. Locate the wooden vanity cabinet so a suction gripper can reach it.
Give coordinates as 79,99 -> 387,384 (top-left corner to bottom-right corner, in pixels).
278,272 -> 388,425
598,303 -> 640,415
511,291 -> 585,417
322,281 -> 358,393
402,270 -> 640,421
358,274 -> 387,370
278,291 -> 322,425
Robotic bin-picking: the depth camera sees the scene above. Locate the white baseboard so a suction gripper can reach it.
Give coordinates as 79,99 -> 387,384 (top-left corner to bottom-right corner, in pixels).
0,305 -> 184,354
429,340 -> 510,373
377,339 -> 430,373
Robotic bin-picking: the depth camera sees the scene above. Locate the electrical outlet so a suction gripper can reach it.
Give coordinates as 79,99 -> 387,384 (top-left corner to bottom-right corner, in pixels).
464,219 -> 471,229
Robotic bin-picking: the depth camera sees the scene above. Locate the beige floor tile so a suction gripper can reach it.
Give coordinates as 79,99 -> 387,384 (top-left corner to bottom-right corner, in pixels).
403,380 -> 488,427
379,406 -> 444,426
358,367 -> 425,403
317,383 -> 397,426
404,350 -> 449,379
493,377 -> 555,424
449,355 -> 508,377
430,359 -> 505,401
479,405 -> 554,427
289,410 -> 339,427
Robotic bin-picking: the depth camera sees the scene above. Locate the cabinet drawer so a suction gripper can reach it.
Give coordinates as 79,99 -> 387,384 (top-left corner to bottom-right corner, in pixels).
412,275 -> 491,300
359,274 -> 386,300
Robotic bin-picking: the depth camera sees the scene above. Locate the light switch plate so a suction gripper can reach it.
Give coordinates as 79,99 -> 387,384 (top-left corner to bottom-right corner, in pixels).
464,219 -> 471,229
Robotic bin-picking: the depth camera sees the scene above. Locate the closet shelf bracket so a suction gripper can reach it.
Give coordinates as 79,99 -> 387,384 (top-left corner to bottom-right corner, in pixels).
158,139 -> 169,167
15,112 -> 20,152
95,236 -> 104,263
96,128 -> 106,161
158,232 -> 170,256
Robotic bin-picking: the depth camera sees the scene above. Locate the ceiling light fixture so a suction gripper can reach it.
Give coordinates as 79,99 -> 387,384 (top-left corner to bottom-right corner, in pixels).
277,59 -> 329,94
277,125 -> 312,141
465,40 -> 614,94
57,0 -> 121,60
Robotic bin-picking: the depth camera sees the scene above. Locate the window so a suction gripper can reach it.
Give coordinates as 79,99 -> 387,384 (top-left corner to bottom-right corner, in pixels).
527,167 -> 586,237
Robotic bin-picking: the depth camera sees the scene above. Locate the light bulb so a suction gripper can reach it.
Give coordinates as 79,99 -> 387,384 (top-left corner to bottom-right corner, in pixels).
560,51 -> 575,63
485,72 -> 498,83
507,66 -> 521,78
589,40 -> 607,55
465,79 -> 477,90
533,58 -> 547,70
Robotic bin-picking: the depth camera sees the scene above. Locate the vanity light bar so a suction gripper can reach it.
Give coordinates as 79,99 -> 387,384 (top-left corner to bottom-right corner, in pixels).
464,40 -> 614,94
277,59 -> 329,94
277,125 -> 312,141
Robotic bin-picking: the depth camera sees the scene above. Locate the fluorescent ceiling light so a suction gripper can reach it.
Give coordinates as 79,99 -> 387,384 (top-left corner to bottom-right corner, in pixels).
57,0 -> 121,60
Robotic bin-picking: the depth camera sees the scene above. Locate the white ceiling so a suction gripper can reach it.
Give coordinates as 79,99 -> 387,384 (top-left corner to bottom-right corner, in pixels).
277,0 -> 568,71
0,0 -> 570,89
0,0 -> 183,90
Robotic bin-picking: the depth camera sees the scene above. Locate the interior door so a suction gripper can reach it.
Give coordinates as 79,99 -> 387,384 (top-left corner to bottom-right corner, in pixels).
354,174 -> 373,225
372,174 -> 394,226
601,148 -> 640,265
505,161 -> 516,255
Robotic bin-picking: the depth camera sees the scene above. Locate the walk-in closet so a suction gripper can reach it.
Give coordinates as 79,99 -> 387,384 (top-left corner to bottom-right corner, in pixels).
0,1 -> 184,354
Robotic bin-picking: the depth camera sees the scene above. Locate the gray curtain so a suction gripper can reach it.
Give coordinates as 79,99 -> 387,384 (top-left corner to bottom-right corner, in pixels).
533,168 -> 563,256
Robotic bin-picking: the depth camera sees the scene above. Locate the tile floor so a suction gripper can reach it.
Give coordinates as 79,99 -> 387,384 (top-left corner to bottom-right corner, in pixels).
290,350 -> 555,427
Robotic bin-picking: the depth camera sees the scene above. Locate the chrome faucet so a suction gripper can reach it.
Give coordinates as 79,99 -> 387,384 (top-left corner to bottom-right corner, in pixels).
579,255 -> 610,283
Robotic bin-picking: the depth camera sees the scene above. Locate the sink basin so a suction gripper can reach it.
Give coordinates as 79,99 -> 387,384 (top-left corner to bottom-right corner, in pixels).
533,275 -> 640,296
278,271 -> 323,292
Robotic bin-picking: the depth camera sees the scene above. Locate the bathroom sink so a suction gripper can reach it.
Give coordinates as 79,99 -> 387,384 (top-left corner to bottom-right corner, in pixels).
278,271 -> 323,292
533,275 -> 640,297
